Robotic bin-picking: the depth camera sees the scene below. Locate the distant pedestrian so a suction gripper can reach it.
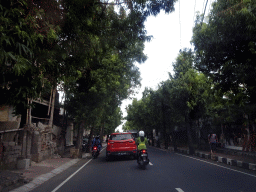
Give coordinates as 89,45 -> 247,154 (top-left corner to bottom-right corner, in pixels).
230,132 -> 236,145
237,131 -> 242,146
249,130 -> 256,152
242,129 -> 249,152
208,133 -> 218,156
233,132 -> 238,146
225,132 -> 231,146
220,133 -> 225,148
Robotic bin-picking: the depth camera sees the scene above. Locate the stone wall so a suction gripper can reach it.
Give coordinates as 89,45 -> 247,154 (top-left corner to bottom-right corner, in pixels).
30,128 -> 60,162
0,142 -> 22,170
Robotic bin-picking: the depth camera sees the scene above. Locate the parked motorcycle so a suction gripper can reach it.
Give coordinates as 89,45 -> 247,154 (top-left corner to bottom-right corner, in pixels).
82,138 -> 89,152
137,149 -> 149,169
92,145 -> 100,159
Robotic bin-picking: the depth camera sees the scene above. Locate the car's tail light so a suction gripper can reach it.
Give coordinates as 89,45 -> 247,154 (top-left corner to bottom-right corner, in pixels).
93,147 -> 97,150
108,141 -> 114,146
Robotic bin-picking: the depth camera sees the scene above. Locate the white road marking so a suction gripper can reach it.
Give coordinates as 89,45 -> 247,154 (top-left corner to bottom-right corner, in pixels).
51,147 -> 106,192
176,153 -> 256,178
175,188 -> 184,192
159,149 -> 166,151
149,162 -> 153,166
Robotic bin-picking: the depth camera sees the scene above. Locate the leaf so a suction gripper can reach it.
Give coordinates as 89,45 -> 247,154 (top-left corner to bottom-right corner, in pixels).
7,52 -> 17,61
4,10 -> 8,17
4,38 -> 11,45
21,44 -> 28,54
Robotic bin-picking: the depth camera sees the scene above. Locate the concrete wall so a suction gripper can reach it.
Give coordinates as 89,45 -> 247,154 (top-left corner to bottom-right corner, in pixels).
0,106 -> 21,131
66,122 -> 73,146
0,105 -> 20,122
52,125 -> 61,137
0,105 -> 9,121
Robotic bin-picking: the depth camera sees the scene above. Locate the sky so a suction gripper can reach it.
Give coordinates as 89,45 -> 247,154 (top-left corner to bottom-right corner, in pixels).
115,0 -> 215,132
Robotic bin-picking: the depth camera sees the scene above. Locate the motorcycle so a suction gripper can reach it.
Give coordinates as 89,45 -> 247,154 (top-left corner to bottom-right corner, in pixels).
92,145 -> 100,159
82,138 -> 89,152
137,149 -> 149,170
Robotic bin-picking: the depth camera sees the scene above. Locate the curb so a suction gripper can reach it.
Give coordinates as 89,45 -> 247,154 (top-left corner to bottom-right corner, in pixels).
9,145 -> 107,192
171,147 -> 256,171
10,159 -> 80,192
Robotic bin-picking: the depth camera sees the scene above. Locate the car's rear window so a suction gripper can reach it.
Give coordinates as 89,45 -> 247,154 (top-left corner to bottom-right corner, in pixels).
110,134 -> 132,141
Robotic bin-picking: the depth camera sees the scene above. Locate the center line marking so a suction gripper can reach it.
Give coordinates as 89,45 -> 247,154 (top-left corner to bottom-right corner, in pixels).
175,188 -> 184,192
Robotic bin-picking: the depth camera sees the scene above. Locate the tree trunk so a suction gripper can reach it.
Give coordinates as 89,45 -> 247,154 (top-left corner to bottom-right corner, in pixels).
156,129 -> 160,148
76,121 -> 84,152
186,114 -> 195,155
151,130 -> 154,146
163,129 -> 168,149
172,131 -> 178,152
86,126 -> 94,153
165,133 -> 169,149
161,102 -> 169,149
100,122 -> 104,142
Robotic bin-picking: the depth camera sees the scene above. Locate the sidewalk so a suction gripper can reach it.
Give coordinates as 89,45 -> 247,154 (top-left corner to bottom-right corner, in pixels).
0,143 -> 107,192
0,153 -> 90,192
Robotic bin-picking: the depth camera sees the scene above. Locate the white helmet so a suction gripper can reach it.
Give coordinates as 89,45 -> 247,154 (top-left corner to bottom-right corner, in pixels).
139,131 -> 145,137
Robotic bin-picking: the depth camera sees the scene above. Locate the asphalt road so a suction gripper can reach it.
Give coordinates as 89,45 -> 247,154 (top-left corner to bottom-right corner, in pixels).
33,147 -> 256,192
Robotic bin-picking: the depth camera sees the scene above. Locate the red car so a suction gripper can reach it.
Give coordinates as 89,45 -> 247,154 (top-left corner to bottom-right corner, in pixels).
106,132 -> 137,161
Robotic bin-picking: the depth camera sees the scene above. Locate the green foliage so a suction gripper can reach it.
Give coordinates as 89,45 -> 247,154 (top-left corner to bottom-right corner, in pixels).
62,0 -> 177,135
0,0 -> 177,143
0,0 -> 62,114
192,0 -> 256,104
125,49 -> 213,152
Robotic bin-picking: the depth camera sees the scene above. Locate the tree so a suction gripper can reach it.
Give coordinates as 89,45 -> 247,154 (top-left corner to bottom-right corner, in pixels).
170,49 -> 213,154
0,0 -> 61,114
1,0 -> 178,153
124,49 -> 213,152
192,0 -> 256,105
63,0 -> 177,150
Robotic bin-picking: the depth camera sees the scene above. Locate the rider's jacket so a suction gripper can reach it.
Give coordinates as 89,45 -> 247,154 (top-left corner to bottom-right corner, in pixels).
91,138 -> 102,150
136,137 -> 148,151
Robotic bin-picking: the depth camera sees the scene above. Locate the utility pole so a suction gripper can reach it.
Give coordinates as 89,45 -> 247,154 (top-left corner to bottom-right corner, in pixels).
49,86 -> 56,128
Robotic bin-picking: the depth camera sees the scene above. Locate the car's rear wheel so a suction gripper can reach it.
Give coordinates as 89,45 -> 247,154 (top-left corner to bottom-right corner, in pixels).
106,152 -> 111,161
130,155 -> 136,160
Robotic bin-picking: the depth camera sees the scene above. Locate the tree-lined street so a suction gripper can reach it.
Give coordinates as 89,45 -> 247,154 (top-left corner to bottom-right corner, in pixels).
1,1 -> 256,191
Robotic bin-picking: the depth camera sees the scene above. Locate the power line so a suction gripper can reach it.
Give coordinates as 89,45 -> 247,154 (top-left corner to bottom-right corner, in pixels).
179,0 -> 181,48
202,0 -> 206,14
201,0 -> 209,25
193,0 -> 197,26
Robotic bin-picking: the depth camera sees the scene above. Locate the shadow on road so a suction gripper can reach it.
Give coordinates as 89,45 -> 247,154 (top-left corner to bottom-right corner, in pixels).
105,156 -> 137,162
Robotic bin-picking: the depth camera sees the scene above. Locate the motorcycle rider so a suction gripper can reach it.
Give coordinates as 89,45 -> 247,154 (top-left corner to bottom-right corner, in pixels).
136,131 -> 148,161
91,135 -> 102,153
